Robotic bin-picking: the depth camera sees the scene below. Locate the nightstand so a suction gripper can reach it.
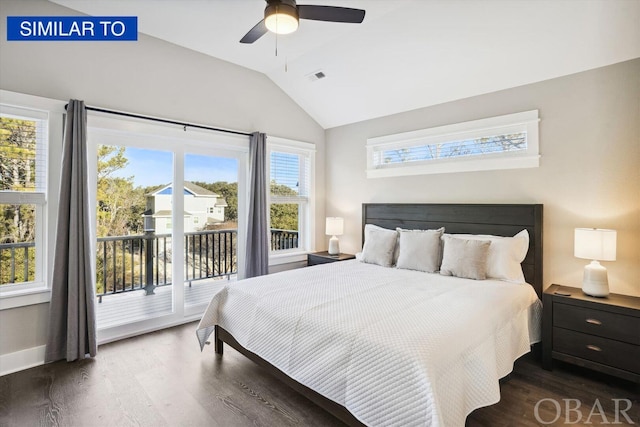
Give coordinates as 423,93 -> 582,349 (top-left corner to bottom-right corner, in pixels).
543,284 -> 640,383
307,251 -> 355,266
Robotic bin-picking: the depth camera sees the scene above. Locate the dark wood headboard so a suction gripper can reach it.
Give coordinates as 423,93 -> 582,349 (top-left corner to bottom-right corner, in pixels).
362,203 -> 543,298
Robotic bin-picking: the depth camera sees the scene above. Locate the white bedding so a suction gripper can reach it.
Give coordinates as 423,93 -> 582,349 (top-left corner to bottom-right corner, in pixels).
196,260 -> 542,427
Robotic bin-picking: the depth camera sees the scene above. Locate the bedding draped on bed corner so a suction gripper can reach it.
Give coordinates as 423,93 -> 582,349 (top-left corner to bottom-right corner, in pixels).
45,100 -> 97,363
245,131 -> 268,278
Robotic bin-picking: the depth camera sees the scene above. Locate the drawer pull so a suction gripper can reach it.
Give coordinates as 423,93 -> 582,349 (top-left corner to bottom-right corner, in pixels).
586,345 -> 602,352
585,318 -> 602,325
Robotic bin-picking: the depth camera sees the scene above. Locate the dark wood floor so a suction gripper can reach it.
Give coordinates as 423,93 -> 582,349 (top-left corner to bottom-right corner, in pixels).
1,322 -> 638,427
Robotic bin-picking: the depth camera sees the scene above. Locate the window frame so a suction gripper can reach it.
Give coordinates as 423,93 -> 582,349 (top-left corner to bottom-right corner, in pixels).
267,137 -> 316,264
366,110 -> 540,178
0,90 -> 66,310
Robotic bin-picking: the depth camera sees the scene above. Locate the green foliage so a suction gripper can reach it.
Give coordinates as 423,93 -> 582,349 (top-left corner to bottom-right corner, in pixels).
96,145 -> 145,237
0,117 -> 37,192
270,203 -> 298,231
270,181 -> 299,231
1,118 -> 37,285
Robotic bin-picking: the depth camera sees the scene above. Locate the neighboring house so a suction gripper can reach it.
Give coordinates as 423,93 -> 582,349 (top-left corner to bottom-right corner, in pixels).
146,182 -> 227,234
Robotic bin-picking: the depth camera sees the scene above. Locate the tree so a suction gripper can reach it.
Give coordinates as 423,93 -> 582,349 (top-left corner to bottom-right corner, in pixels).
96,145 -> 145,237
1,117 -> 38,284
95,145 -> 147,294
270,181 -> 299,231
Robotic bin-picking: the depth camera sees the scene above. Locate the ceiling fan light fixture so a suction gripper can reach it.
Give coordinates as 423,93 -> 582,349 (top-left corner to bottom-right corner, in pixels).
265,2 -> 299,35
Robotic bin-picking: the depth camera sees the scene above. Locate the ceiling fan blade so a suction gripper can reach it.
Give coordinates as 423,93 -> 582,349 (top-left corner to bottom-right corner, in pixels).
298,5 -> 365,23
240,19 -> 268,44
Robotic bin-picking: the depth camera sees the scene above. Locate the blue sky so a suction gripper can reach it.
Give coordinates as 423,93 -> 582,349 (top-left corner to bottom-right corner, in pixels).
111,147 -> 238,187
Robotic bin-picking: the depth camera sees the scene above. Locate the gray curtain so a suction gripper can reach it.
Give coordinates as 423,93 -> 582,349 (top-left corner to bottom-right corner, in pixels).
45,100 -> 97,362
245,132 -> 269,278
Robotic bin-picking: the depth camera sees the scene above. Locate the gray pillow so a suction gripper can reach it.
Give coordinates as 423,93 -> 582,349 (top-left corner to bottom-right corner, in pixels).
440,235 -> 491,280
395,227 -> 444,273
361,224 -> 398,267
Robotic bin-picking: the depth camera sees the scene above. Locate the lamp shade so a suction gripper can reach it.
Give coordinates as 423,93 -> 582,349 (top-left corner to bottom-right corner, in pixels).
325,217 -> 344,236
574,228 -> 616,261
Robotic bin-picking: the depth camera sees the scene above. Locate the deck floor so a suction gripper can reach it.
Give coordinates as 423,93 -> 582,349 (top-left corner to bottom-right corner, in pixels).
96,276 -> 234,328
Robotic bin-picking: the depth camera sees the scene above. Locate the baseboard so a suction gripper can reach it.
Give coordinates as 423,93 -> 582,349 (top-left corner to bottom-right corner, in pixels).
0,345 -> 46,376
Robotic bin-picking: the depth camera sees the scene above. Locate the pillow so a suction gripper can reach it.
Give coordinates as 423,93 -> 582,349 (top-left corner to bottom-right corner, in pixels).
395,227 -> 444,273
361,224 -> 398,267
440,235 -> 491,280
446,230 -> 529,283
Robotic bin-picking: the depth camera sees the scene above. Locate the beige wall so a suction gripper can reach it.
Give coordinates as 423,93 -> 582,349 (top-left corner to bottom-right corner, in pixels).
325,58 -> 640,297
0,0 -> 325,357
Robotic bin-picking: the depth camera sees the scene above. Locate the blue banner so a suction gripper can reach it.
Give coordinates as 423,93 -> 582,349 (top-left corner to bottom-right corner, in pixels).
7,16 -> 138,41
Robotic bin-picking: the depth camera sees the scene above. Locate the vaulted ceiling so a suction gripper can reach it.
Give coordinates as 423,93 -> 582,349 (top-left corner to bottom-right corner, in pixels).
50,0 -> 640,129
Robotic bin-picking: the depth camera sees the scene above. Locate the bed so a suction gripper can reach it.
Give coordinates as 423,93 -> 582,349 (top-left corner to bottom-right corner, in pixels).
197,203 -> 543,426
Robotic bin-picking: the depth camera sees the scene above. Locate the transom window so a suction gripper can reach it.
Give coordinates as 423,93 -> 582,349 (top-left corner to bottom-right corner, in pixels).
367,110 -> 539,178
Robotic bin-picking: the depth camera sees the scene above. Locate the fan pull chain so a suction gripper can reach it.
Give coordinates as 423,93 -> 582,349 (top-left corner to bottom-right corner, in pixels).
275,5 -> 279,57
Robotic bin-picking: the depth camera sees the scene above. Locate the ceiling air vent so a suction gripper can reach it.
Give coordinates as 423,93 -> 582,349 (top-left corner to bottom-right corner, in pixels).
306,70 -> 326,82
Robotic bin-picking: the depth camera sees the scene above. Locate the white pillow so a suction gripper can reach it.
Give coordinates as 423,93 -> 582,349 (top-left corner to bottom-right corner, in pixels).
361,224 -> 398,267
444,230 -> 529,283
440,235 -> 491,280
395,227 -> 444,273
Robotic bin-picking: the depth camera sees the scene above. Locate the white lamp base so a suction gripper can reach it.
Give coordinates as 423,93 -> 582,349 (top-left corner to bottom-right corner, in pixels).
582,260 -> 609,297
328,236 -> 340,255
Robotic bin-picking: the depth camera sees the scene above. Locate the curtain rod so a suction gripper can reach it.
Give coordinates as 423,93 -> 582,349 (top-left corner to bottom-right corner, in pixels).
65,104 -> 252,137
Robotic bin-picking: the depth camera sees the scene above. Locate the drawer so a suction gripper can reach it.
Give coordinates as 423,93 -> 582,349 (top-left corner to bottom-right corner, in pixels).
307,256 -> 335,266
553,327 -> 640,374
553,302 -> 640,345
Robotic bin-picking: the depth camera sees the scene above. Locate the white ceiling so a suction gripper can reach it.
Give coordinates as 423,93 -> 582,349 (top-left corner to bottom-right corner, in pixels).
50,0 -> 640,129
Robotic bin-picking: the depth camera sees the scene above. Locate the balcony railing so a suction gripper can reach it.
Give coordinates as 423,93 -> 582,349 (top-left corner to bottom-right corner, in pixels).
270,228 -> 299,251
0,241 -> 35,284
1,228 -> 299,301
96,229 -> 238,302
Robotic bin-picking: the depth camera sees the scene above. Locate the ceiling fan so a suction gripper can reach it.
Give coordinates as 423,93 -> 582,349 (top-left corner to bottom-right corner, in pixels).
240,0 -> 366,44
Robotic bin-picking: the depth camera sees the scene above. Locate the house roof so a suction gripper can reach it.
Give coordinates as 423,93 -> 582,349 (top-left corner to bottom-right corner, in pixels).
184,182 -> 218,197
148,181 -> 220,197
215,198 -> 228,207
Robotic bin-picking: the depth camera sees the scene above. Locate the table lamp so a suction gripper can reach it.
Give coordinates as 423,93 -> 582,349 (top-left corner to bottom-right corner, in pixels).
326,217 -> 344,255
574,228 -> 616,297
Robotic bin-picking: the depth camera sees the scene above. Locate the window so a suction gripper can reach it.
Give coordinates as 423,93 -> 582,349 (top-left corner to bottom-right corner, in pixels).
1,106 -> 47,292
367,110 -> 539,178
0,92 -> 65,308
268,137 -> 315,255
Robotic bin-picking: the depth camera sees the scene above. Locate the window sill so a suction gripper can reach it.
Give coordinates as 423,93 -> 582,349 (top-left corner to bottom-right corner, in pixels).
367,155 -> 540,178
0,286 -> 51,310
269,251 -> 309,266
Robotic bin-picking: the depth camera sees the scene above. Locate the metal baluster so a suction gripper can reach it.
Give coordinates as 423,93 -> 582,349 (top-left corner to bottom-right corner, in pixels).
10,247 -> 15,283
191,235 -> 196,280
205,232 -> 209,278
122,239 -> 126,291
130,238 -> 134,290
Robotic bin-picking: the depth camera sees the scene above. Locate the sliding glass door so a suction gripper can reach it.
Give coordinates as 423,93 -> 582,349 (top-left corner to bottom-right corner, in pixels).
182,152 -> 240,315
94,145 -> 175,328
88,114 -> 247,340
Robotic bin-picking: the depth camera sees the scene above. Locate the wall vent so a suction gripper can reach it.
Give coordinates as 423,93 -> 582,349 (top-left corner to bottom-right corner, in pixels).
306,70 -> 326,82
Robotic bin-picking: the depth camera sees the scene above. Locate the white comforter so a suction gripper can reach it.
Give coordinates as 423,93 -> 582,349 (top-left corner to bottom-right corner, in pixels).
196,260 -> 542,427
